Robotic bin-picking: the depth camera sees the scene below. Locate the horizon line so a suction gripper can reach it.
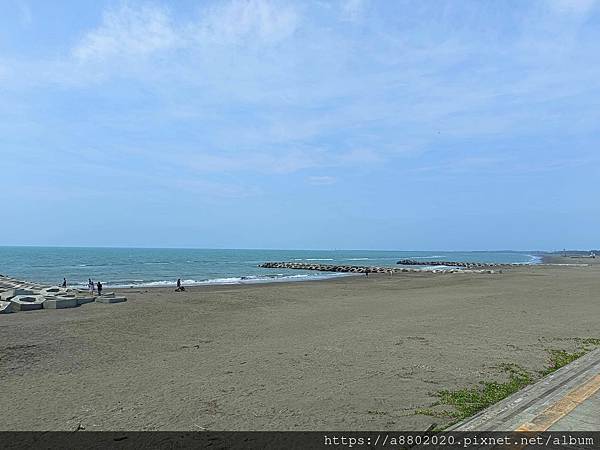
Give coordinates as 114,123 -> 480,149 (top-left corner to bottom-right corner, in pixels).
0,244 -> 591,253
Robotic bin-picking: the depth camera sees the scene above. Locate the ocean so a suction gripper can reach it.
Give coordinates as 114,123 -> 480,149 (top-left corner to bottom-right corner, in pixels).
0,247 -> 540,288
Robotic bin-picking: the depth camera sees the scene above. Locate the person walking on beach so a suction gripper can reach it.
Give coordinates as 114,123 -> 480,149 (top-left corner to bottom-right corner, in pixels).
97,281 -> 102,296
62,278 -> 67,288
175,278 -> 185,292
88,278 -> 94,294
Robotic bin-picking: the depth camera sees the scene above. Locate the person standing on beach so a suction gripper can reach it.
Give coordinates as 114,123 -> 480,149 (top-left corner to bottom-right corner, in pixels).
62,278 -> 67,288
97,281 -> 102,296
177,278 -> 181,290
88,278 -> 94,294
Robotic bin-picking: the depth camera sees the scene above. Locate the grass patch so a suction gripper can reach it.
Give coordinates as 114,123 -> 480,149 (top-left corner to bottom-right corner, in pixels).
580,337 -> 600,347
415,340 -> 600,428
539,349 -> 587,376
435,364 -> 532,423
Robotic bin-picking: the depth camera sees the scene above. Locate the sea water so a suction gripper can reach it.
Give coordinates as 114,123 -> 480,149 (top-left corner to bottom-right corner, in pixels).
0,247 -> 540,288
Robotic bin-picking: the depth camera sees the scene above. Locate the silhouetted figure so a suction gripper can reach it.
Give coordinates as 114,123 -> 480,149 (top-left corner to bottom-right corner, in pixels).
62,278 -> 67,288
175,278 -> 185,292
88,278 -> 94,294
97,281 -> 103,296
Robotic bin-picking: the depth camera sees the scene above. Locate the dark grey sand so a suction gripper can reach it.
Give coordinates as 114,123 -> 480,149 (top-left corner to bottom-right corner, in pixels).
1,261 -> 599,430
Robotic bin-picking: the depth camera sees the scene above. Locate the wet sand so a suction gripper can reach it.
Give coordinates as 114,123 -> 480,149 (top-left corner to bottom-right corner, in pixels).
1,262 -> 600,430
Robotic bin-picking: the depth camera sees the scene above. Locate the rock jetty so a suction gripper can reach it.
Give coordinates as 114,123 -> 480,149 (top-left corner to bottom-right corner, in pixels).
396,259 -> 522,268
0,274 -> 126,314
258,262 -> 496,275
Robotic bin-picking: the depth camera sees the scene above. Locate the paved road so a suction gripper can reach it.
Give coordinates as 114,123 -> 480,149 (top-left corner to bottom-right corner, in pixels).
548,390 -> 599,431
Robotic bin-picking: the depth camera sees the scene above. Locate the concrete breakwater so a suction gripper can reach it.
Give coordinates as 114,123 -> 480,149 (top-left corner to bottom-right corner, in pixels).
396,259 -> 521,268
258,262 -> 496,275
0,274 -> 126,314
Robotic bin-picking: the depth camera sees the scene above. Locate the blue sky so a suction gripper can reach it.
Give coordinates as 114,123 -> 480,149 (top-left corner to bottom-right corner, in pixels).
1,0 -> 599,250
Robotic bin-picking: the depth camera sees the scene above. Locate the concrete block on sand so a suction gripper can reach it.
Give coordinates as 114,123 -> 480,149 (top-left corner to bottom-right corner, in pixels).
0,300 -> 13,314
1,289 -> 34,301
43,297 -> 78,309
10,295 -> 45,311
76,296 -> 96,305
96,296 -> 127,304
40,286 -> 66,296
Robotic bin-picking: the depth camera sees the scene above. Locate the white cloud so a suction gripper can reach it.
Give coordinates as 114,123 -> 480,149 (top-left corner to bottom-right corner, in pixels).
73,4 -> 180,61
307,175 -> 337,185
4,0 -> 600,183
175,146 -> 386,176
185,149 -> 320,174
72,0 -> 299,63
18,1 -> 33,27
549,0 -> 597,15
201,0 -> 299,44
338,149 -> 383,165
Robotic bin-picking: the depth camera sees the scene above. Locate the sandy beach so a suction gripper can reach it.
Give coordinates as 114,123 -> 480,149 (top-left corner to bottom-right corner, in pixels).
1,259 -> 599,431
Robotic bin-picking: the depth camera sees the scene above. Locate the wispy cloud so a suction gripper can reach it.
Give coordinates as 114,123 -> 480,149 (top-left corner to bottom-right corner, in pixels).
17,1 -> 32,27
73,4 -> 179,61
307,175 -> 337,185
184,149 -> 320,174
201,0 -> 299,44
548,0 -> 598,15
3,0 -> 600,184
72,0 -> 299,63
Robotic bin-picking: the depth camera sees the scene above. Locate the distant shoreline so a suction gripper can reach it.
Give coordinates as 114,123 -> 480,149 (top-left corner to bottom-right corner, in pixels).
539,252 -> 598,264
